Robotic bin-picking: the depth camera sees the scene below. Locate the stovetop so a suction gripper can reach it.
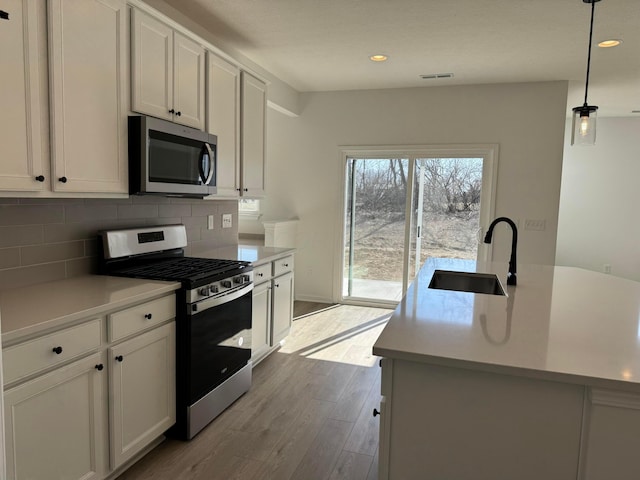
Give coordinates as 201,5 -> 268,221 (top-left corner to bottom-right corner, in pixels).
108,257 -> 252,290
98,225 -> 252,291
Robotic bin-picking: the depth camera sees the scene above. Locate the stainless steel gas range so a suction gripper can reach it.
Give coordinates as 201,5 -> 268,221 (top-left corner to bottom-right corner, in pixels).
99,224 -> 252,440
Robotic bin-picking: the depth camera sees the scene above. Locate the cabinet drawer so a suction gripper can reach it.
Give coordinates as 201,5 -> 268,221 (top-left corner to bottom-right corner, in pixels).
273,255 -> 294,277
3,319 -> 102,385
253,263 -> 272,284
109,295 -> 175,342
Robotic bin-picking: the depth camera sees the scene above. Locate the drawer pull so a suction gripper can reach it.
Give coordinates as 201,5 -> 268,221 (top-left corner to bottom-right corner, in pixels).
144,313 -> 153,320
283,263 -> 289,267
95,364 -> 104,371
373,408 -> 381,417
52,346 -> 63,355
35,175 -> 45,182
115,355 -> 124,362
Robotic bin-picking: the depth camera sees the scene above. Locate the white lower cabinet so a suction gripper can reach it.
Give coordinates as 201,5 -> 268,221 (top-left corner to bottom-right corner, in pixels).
109,323 -> 175,469
251,254 -> 294,365
378,360 -> 584,480
580,388 -> 640,479
3,293 -> 177,479
4,351 -> 107,480
251,280 -> 272,363
271,271 -> 293,346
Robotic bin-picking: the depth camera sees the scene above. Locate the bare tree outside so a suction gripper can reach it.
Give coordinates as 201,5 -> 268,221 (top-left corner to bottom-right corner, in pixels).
344,157 -> 483,296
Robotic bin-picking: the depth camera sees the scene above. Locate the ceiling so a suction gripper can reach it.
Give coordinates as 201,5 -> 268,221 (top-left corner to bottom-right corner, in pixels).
164,0 -> 640,117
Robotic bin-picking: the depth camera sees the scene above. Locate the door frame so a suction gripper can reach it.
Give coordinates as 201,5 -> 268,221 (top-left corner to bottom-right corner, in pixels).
335,144 -> 499,306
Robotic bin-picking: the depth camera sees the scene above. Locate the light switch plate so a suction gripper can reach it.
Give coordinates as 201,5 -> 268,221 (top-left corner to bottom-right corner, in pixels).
222,213 -> 232,228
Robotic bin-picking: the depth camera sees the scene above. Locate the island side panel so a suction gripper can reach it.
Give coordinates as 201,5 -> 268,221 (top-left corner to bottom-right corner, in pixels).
387,360 -> 584,480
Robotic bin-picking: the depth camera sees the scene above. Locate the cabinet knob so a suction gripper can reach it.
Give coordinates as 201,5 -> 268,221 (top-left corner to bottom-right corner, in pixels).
283,263 -> 289,267
95,364 -> 104,371
169,108 -> 175,114
52,346 -> 63,355
243,188 -> 248,192
176,111 -> 182,117
275,283 -> 280,288
58,176 -> 67,183
257,273 -> 263,277
115,355 -> 124,362
144,313 -> 153,320
35,175 -> 45,182
373,408 -> 381,417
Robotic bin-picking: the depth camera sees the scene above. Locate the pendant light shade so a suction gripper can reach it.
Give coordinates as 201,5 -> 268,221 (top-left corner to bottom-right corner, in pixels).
571,0 -> 601,146
572,104 -> 597,145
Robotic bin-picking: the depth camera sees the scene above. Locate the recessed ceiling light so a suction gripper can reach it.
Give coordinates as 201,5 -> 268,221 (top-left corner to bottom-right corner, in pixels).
598,39 -> 622,48
369,54 -> 388,62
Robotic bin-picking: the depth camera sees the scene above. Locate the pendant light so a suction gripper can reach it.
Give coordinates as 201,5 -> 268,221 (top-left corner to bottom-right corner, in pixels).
571,0 -> 601,146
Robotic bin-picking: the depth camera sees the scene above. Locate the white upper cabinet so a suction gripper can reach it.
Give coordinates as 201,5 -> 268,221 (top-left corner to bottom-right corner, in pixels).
0,0 -> 46,191
241,72 -> 267,197
131,9 -> 205,130
48,0 -> 128,193
206,51 -> 240,197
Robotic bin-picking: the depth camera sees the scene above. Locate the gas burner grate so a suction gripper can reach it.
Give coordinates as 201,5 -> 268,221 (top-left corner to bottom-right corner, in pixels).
116,257 -> 249,282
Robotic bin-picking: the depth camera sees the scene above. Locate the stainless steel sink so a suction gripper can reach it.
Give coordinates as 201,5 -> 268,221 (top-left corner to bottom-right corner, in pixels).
428,270 -> 506,296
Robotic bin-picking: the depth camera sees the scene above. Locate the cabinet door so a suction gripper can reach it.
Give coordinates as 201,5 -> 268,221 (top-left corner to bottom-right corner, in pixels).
173,32 -> 205,130
271,271 -> 293,346
207,52 -> 240,197
131,8 -> 173,122
251,281 -> 272,364
581,389 -> 640,480
0,0 -> 46,191
109,323 -> 176,469
4,352 -> 107,480
48,0 -> 128,193
240,72 -> 266,197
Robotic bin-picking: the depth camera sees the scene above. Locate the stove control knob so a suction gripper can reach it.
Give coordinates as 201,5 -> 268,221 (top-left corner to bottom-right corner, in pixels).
198,287 -> 211,296
221,280 -> 232,288
210,285 -> 219,293
233,275 -> 245,284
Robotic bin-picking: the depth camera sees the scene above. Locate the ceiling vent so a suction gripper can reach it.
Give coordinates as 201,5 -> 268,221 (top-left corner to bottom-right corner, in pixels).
420,73 -> 454,80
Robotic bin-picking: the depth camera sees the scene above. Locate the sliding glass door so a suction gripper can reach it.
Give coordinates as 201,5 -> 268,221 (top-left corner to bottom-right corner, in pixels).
341,147 -> 497,306
343,157 -> 409,302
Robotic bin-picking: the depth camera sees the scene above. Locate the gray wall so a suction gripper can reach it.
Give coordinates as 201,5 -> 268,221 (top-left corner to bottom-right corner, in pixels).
0,196 -> 238,290
557,117 -> 640,282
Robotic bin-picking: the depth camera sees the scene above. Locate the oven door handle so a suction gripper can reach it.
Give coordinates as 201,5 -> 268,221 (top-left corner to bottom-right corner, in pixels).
191,283 -> 253,312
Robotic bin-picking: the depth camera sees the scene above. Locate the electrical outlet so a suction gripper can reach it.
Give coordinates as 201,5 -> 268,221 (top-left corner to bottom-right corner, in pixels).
524,219 -> 546,231
207,215 -> 214,230
222,213 -> 232,228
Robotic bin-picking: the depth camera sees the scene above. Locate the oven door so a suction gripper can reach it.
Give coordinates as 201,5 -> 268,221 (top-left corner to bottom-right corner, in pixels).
186,286 -> 252,405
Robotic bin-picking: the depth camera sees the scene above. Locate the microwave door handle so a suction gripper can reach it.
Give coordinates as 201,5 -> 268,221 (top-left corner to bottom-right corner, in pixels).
199,143 -> 215,185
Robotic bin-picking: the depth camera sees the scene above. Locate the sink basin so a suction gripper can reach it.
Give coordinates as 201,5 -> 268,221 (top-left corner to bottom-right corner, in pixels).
428,270 -> 506,296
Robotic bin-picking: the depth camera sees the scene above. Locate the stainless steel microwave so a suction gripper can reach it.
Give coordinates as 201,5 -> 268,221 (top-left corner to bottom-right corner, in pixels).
128,115 -> 217,197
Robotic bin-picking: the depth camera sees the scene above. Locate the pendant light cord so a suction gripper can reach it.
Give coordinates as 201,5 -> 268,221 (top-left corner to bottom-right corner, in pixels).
583,0 -> 596,106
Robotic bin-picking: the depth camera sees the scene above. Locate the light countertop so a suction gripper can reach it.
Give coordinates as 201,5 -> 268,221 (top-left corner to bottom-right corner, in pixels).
373,258 -> 640,391
0,275 -> 179,345
194,244 -> 295,266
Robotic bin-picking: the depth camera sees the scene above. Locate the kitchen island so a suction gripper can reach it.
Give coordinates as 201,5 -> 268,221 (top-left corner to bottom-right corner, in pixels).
373,258 -> 640,480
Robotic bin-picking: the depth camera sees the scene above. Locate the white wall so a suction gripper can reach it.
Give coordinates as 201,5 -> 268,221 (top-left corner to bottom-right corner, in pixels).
556,117 -> 640,282
264,81 -> 568,302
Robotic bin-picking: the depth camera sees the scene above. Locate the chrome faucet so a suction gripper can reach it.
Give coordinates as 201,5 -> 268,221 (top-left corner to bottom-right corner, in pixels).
484,217 -> 518,286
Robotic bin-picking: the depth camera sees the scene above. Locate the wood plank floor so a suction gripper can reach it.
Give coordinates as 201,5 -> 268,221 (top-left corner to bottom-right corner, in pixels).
117,305 -> 393,480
